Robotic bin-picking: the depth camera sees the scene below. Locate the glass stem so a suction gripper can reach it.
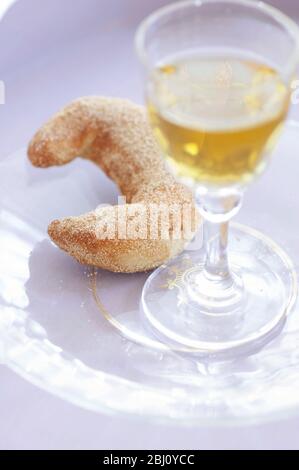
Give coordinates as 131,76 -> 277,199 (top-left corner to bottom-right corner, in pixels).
203,220 -> 232,284
185,190 -> 244,311
195,190 -> 243,287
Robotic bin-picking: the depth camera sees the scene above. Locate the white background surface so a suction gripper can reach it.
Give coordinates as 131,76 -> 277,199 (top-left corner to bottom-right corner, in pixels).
1,0 -> 299,450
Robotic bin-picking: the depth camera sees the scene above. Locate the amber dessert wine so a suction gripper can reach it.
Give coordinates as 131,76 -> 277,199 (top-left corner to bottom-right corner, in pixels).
149,55 -> 289,186
136,0 -> 299,356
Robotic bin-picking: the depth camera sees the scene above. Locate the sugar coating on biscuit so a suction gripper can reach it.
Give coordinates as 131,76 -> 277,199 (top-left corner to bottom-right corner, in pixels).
29,97 -> 199,273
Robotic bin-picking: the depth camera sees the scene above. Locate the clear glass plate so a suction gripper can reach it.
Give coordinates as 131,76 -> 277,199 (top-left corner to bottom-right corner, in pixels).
1,121 -> 299,426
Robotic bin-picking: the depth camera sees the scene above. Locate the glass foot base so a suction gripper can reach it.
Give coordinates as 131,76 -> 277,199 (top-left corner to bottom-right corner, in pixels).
141,223 -> 297,358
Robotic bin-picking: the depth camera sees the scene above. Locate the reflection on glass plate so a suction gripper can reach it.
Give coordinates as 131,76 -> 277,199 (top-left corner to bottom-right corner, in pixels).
1,122 -> 299,426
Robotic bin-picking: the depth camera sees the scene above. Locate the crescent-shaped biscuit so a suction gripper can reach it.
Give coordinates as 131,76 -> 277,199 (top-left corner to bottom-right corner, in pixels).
28,97 -> 199,272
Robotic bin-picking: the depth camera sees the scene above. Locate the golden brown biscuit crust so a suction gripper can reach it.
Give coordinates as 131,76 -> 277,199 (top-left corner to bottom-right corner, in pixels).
28,97 -> 199,273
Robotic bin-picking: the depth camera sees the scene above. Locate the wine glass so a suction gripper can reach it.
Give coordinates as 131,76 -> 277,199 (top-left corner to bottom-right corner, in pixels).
135,0 -> 299,356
